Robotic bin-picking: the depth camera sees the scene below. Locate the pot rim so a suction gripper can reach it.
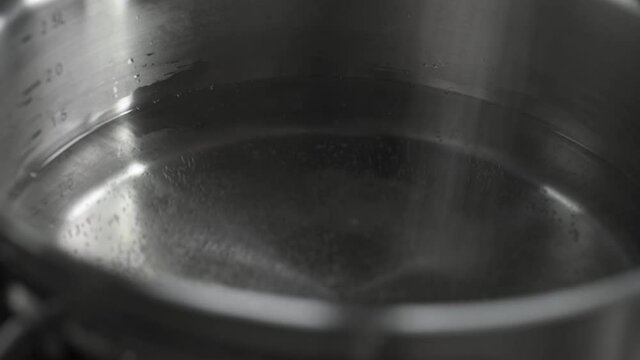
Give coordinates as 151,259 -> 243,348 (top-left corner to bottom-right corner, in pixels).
2,212 -> 639,336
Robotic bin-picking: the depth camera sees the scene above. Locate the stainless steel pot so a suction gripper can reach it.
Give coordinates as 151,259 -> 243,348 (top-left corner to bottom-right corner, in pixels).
1,0 -> 640,359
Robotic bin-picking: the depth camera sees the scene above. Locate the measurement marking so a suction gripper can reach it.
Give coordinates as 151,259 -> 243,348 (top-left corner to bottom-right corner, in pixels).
18,97 -> 33,107
51,10 -> 65,28
30,129 -> 42,140
44,62 -> 63,83
50,109 -> 68,126
21,80 -> 42,96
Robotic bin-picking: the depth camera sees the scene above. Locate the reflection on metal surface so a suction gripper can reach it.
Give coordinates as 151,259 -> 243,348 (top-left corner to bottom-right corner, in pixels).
115,95 -> 134,114
23,0 -> 57,8
66,162 -> 145,220
542,185 -> 582,213
59,160 -> 147,274
114,0 -> 130,13
608,0 -> 640,15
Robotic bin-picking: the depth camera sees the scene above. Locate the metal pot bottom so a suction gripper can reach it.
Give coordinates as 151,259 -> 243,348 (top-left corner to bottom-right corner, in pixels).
10,78 -> 640,304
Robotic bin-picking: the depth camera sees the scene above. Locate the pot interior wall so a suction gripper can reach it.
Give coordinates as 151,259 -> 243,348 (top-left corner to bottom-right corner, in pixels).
1,0 -> 640,303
